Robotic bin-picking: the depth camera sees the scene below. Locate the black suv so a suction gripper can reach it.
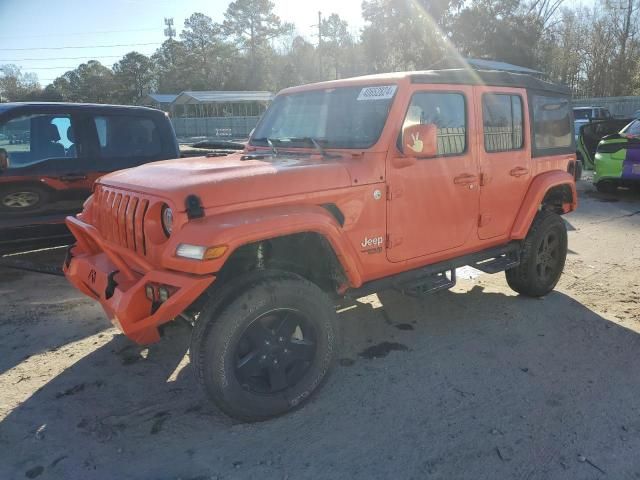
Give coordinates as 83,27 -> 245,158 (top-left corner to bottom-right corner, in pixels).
0,103 -> 179,253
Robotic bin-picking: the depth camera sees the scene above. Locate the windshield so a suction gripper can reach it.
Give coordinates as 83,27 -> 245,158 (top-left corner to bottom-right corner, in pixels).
622,120 -> 640,136
251,85 -> 397,149
573,109 -> 591,120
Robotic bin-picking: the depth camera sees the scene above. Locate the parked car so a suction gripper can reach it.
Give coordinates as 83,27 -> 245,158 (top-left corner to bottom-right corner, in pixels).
64,69 -> 577,422
576,118 -> 632,170
592,118 -> 640,193
573,106 -> 612,122
0,102 -> 180,254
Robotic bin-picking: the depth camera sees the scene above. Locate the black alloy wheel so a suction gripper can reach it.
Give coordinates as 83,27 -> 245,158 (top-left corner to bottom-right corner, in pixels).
234,308 -> 317,394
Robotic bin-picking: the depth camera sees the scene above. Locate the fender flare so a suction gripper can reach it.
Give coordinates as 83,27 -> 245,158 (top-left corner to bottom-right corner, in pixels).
510,170 -> 577,239
161,204 -> 364,287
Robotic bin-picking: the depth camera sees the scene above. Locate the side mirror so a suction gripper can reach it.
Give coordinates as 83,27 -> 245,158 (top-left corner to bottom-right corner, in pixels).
401,123 -> 437,158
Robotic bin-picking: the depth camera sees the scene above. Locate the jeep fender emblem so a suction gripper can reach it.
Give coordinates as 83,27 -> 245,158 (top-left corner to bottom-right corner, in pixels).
360,235 -> 384,254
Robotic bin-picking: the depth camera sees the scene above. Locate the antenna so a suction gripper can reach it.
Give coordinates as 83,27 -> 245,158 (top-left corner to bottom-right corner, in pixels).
164,18 -> 175,40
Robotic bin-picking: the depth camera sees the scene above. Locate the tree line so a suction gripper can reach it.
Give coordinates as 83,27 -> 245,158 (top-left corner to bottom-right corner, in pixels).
1,0 -> 639,105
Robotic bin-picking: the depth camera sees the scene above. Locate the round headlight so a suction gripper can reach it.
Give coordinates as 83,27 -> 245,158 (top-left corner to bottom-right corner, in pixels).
161,204 -> 173,236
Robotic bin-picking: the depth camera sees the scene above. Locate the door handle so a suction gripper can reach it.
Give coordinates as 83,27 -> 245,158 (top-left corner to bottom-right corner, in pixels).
453,173 -> 477,185
509,167 -> 529,177
60,174 -> 87,181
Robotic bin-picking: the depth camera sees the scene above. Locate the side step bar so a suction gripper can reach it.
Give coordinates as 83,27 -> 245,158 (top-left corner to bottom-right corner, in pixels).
346,241 -> 521,298
401,269 -> 456,297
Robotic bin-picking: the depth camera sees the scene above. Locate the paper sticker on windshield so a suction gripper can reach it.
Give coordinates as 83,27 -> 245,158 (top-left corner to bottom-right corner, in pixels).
357,85 -> 397,101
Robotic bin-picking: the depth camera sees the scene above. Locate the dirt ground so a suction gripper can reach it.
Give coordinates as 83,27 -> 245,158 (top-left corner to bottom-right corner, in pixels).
1,178 -> 639,480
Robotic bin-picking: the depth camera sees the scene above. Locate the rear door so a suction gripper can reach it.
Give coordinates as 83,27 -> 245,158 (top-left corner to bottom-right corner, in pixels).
90,113 -> 170,173
474,87 -> 530,240
386,85 -> 480,262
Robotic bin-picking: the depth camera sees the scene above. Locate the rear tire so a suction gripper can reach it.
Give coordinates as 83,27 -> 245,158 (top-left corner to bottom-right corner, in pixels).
191,270 -> 337,422
506,210 -> 568,297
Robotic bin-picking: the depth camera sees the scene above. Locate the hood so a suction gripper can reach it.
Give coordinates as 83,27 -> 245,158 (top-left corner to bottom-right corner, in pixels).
99,152 -> 353,210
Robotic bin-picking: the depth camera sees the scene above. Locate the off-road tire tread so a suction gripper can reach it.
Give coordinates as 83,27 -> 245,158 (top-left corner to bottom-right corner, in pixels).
505,210 -> 567,297
190,269 -> 337,422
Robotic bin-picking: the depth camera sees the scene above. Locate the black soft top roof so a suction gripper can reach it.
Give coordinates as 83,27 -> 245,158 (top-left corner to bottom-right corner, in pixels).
410,69 -> 570,96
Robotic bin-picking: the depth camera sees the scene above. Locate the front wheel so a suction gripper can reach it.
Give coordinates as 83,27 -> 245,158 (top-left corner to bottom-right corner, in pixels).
0,185 -> 50,213
190,270 -> 338,422
506,210 -> 568,297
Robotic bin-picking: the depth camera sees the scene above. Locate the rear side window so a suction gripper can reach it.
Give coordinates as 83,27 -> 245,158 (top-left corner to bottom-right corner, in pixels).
482,94 -> 524,152
93,115 -> 161,158
402,92 -> 466,155
532,95 -> 572,150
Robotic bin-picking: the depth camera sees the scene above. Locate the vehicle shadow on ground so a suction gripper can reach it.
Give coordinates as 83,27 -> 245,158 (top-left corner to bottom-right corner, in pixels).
2,285 -> 640,480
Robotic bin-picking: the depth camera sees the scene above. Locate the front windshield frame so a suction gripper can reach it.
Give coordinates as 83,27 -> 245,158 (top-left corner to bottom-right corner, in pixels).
250,84 -> 398,150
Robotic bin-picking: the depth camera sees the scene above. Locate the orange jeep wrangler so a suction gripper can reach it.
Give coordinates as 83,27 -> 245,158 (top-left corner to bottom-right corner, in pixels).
64,69 -> 577,421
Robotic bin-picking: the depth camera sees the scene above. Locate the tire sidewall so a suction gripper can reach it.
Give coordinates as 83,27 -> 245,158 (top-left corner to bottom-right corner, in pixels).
522,213 -> 568,294
197,274 -> 336,421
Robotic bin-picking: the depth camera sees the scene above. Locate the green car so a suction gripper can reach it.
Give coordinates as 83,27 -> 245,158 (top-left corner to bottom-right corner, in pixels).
576,119 -> 631,170
590,119 -> 640,193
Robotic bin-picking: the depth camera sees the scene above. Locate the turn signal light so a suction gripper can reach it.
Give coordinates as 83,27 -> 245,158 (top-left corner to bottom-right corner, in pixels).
203,245 -> 228,260
176,243 -> 227,260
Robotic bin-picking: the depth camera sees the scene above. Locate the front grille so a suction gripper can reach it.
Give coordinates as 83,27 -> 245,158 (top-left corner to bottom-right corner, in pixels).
93,186 -> 149,255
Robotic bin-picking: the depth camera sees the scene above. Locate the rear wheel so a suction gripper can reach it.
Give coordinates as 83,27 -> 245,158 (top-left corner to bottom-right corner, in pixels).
506,210 -> 568,297
190,270 -> 337,422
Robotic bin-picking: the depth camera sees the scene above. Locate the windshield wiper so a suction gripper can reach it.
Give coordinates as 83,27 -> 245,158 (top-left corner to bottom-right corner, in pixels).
281,137 -> 338,160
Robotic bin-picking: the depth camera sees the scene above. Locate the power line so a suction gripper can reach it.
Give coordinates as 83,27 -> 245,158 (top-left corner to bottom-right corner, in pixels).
13,66 -> 95,70
0,42 -> 161,51
0,55 -> 131,62
0,27 -> 159,40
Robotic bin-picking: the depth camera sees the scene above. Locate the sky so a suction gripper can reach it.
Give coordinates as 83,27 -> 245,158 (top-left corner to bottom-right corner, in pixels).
1,0 -> 595,86
0,0 -> 364,85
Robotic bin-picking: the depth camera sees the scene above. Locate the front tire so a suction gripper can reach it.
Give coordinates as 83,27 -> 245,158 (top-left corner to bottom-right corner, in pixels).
191,270 -> 337,422
506,210 -> 568,297
596,180 -> 617,194
0,184 -> 50,213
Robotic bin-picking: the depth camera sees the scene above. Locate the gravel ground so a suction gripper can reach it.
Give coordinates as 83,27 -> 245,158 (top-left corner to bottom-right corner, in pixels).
0,179 -> 639,480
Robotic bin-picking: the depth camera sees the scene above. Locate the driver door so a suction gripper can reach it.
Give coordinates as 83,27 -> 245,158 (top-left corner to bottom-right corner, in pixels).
386,86 -> 480,263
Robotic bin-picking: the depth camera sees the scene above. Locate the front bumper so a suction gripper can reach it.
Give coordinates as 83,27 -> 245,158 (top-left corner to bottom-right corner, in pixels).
63,216 -> 215,344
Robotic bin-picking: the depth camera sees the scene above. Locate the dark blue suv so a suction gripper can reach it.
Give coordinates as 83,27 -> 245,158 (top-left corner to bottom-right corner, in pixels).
0,103 -> 180,254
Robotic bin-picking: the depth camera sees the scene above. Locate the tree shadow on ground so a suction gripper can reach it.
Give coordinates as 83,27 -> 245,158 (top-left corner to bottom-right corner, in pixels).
2,285 -> 640,480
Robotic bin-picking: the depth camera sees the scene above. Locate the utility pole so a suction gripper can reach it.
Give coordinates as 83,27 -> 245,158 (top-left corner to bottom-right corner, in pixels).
317,11 -> 323,78
164,18 -> 175,40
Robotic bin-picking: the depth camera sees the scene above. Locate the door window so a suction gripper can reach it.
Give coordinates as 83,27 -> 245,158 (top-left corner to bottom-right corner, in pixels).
93,115 -> 161,158
482,94 -> 524,152
0,114 -> 77,169
402,92 -> 466,156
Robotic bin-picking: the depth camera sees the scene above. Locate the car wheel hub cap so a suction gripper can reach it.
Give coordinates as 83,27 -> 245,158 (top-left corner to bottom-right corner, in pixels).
234,308 -> 317,394
2,191 -> 39,208
536,232 -> 559,280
